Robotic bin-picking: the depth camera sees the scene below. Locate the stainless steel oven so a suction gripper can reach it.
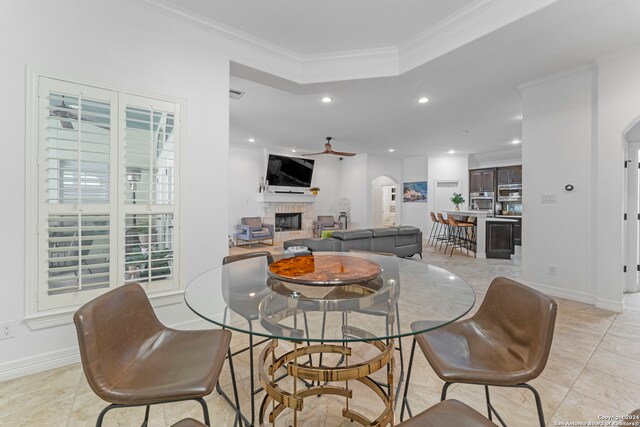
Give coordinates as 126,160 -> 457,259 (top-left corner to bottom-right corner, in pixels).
497,184 -> 522,202
470,192 -> 494,212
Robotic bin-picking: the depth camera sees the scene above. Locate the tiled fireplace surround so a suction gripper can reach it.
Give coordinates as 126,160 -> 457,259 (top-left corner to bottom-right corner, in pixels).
259,200 -> 316,245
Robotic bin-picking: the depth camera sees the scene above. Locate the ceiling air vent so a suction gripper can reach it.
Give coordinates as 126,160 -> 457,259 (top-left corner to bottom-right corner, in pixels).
229,89 -> 245,100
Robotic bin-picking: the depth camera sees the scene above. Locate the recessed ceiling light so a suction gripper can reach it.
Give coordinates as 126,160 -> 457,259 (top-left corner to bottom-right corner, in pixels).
448,150 -> 455,154
321,96 -> 333,103
516,114 -> 523,120
291,149 -> 297,153
248,138 -> 255,143
417,97 -> 430,104
512,139 -> 521,144
388,148 -> 395,152
460,130 -> 469,134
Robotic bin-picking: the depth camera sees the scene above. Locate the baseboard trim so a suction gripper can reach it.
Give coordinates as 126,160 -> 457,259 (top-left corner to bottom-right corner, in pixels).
595,298 -> 624,313
0,346 -> 80,382
520,280 -> 623,313
0,313 -> 225,382
520,280 -> 596,305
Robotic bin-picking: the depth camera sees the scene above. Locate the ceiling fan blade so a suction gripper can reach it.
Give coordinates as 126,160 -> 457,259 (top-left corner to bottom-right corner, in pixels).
301,151 -> 329,156
331,151 -> 356,156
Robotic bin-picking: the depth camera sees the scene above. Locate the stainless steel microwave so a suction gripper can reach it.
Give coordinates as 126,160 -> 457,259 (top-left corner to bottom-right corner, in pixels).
497,184 -> 522,201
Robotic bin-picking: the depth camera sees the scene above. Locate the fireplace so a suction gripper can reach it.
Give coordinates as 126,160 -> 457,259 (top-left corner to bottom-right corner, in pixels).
275,213 -> 302,231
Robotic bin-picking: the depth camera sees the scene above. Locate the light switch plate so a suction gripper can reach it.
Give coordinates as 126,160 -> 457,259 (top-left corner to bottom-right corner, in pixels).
541,195 -> 557,203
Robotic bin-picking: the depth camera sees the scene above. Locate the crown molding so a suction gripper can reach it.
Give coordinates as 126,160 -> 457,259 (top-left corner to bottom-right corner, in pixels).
400,0 -> 501,55
517,62 -> 596,91
303,46 -> 399,64
126,0 -> 561,84
300,47 -> 400,84
593,43 -> 640,65
126,0 -> 302,63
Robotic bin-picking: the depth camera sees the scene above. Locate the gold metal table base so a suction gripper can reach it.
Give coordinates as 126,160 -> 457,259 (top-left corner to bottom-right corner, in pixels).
258,338 -> 395,426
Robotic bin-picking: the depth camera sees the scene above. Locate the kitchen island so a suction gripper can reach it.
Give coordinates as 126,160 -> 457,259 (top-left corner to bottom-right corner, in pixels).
443,210 -> 517,259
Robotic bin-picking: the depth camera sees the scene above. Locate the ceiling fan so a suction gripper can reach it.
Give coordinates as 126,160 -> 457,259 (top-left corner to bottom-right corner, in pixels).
302,137 -> 356,157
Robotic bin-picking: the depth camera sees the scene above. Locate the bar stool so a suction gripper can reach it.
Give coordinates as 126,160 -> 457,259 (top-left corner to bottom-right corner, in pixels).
401,277 -> 557,427
435,213 -> 450,251
445,216 -> 475,257
428,212 -> 444,245
465,216 -> 478,254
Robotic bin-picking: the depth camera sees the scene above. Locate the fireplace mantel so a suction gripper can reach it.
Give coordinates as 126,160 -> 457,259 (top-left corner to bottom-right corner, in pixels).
256,193 -> 316,203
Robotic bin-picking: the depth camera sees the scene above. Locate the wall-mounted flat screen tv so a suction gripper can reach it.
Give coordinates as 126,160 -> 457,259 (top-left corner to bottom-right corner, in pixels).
266,154 -> 315,188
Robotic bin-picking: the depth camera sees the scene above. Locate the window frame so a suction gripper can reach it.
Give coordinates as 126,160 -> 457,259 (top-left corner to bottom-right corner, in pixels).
25,70 -> 185,329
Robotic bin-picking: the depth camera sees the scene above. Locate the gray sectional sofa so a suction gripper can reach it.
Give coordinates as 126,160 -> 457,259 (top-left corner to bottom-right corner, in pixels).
283,226 -> 422,258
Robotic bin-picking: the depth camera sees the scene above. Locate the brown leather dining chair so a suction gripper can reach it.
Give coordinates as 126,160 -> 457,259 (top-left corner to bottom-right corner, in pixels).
401,277 -> 557,427
397,399 -> 494,426
74,283 -> 240,427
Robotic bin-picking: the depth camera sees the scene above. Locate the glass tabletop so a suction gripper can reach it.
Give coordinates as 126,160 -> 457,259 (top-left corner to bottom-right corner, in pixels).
185,252 -> 475,343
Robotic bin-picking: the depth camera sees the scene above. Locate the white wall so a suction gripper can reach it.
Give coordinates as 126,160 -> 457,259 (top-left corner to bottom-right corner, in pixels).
427,155 -> 470,214
228,146 -> 265,238
521,68 -> 595,303
596,50 -> 640,309
401,156 -> 429,232
227,146 -> 342,237
311,156 -> 343,218
519,50 -> 640,312
468,148 -> 522,169
0,0 -> 232,376
340,155 -> 369,229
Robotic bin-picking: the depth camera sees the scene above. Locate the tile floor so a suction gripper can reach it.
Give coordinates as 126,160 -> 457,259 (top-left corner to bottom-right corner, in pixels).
1,243 -> 638,426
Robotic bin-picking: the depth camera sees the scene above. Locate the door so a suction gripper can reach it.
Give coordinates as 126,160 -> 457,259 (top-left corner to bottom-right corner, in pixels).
627,143 -> 640,292
382,185 -> 396,227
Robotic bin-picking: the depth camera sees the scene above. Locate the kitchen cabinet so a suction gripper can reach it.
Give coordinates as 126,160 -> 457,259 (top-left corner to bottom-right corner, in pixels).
513,218 -> 522,246
497,165 -> 522,185
469,168 -> 496,193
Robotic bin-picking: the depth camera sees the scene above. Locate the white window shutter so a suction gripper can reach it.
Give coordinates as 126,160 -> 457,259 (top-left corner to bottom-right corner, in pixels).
37,78 -> 118,310
121,94 -> 179,291
33,77 -> 180,313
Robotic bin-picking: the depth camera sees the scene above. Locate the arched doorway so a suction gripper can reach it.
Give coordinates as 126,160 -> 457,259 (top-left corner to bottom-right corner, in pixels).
371,175 -> 399,228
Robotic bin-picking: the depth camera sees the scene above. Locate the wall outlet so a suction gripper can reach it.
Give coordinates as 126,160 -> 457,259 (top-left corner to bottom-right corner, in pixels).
0,320 -> 17,340
547,266 -> 557,276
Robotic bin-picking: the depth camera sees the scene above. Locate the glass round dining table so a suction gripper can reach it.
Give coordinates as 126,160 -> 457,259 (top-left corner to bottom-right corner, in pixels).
185,252 -> 475,426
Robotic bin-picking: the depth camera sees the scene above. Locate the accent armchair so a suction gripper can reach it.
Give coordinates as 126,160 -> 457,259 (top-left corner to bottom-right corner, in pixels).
313,215 -> 344,237
235,217 -> 274,246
